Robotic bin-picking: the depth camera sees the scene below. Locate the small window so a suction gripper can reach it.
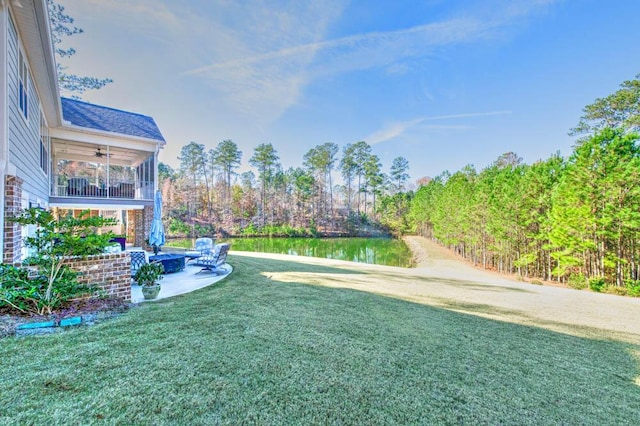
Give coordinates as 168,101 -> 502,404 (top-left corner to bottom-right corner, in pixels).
18,50 -> 29,120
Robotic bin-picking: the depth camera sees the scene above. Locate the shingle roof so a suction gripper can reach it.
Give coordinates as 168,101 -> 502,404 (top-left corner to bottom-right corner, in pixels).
60,97 -> 165,142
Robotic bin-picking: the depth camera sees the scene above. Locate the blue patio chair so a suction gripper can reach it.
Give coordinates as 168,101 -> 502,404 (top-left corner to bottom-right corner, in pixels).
129,250 -> 147,280
185,237 -> 215,261
193,243 -> 230,274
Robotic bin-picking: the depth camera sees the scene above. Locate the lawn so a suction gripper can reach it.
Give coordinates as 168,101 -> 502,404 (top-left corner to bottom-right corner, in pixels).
1,255 -> 639,424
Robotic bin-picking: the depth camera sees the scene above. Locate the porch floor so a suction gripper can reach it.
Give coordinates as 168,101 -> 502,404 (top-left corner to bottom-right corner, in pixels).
130,255 -> 232,303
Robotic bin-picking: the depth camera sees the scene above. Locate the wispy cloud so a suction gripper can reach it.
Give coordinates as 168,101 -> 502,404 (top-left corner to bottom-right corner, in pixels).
365,111 -> 512,145
71,0 -> 554,127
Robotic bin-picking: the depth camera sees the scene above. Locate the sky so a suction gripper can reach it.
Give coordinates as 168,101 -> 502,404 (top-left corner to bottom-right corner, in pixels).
56,0 -> 640,183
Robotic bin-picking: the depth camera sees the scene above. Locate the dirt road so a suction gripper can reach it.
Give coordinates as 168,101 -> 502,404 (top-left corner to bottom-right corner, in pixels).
233,236 -> 640,344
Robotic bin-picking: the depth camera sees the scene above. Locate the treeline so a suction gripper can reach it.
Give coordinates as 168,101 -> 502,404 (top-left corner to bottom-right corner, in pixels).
408,74 -> 640,289
159,140 -> 411,237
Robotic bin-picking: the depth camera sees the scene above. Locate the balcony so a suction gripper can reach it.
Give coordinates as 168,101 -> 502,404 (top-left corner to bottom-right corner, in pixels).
52,175 -> 154,201
50,140 -> 156,206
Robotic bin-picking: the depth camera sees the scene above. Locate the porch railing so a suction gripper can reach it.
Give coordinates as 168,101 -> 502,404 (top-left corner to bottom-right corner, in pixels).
52,175 -> 154,201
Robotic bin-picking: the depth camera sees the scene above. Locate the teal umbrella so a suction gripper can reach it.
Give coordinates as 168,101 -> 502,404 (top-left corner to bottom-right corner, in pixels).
149,190 -> 165,250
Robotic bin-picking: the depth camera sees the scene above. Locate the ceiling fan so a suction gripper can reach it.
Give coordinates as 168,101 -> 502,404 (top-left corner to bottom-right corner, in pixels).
95,148 -> 112,158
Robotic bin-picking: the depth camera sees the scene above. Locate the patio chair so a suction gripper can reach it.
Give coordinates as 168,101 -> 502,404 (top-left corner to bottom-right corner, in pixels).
129,250 -> 147,279
67,177 -> 88,196
193,243 -> 230,274
185,237 -> 215,257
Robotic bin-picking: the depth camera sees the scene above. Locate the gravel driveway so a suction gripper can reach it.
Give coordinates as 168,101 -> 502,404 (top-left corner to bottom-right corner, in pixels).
233,236 -> 640,344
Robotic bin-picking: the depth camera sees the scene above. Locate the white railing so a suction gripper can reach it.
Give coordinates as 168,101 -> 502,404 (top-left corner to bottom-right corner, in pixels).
52,175 -> 154,200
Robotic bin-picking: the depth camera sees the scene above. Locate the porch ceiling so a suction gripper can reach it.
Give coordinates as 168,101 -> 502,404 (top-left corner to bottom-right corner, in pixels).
52,139 -> 151,167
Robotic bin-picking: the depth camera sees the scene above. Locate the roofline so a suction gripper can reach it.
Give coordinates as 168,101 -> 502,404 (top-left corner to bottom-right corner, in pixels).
60,97 -> 160,122
60,97 -> 167,144
54,123 -> 167,147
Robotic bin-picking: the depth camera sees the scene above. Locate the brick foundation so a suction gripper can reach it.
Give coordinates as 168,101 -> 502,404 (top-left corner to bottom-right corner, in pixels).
66,253 -> 132,302
4,175 -> 23,264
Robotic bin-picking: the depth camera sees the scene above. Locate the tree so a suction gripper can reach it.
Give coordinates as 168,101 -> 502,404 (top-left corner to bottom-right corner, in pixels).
493,152 -> 523,169
214,140 -> 242,212
158,162 -> 175,182
571,74 -> 640,136
550,128 -> 640,285
178,142 -> 206,226
6,209 -> 117,314
249,143 -> 280,226
47,0 -> 112,96
363,154 -> 384,215
351,141 -> 372,214
390,156 -> 410,193
340,143 -> 358,215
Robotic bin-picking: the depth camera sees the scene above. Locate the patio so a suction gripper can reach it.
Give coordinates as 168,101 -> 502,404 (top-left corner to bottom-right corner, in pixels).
130,251 -> 233,303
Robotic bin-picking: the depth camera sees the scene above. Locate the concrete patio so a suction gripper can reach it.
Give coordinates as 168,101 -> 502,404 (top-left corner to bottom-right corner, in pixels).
130,251 -> 233,303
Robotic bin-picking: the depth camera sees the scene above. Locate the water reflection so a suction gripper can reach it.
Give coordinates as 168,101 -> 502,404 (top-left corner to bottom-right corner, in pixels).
168,237 -> 414,268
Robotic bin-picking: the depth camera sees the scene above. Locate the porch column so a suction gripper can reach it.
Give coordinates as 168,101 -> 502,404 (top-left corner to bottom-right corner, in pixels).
142,205 -> 154,250
4,175 -> 23,264
128,206 -> 154,249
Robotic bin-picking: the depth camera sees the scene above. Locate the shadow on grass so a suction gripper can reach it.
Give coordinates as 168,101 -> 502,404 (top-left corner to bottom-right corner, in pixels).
1,255 -> 639,424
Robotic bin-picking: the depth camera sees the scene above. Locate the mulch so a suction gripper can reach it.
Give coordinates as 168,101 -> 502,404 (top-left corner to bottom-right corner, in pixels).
0,297 -> 131,338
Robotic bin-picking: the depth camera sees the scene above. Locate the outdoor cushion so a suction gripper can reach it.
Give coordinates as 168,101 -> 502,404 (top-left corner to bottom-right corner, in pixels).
193,243 -> 230,274
129,250 -> 147,278
186,237 -> 215,258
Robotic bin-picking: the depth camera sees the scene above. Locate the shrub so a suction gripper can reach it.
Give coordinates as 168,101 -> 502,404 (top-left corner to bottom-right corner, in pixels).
0,263 -> 92,315
6,208 -> 116,315
567,274 -> 588,290
626,279 -> 640,297
588,277 -> 606,292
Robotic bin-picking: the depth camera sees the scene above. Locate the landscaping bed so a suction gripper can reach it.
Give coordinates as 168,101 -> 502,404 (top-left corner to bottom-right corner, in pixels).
0,297 -> 130,338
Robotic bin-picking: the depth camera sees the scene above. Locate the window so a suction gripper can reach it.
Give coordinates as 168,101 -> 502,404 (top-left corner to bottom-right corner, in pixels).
40,114 -> 49,174
18,50 -> 29,120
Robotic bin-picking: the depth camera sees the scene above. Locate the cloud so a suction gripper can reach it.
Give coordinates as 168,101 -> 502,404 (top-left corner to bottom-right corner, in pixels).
70,0 -> 553,127
365,111 -> 512,145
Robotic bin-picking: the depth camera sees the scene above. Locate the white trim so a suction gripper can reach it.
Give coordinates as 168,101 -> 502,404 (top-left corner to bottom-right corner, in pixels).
51,126 -> 162,152
48,202 -> 145,210
56,124 -> 166,147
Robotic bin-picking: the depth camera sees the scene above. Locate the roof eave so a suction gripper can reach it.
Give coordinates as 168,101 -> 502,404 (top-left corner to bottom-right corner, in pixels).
58,123 -> 166,147
12,0 -> 62,126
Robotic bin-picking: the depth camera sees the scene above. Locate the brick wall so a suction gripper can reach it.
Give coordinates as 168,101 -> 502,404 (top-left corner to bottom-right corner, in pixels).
130,206 -> 154,250
66,253 -> 132,302
4,175 -> 23,264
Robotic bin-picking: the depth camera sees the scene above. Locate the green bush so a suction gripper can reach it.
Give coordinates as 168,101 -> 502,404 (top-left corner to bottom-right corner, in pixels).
588,277 -> 606,292
567,274 -> 588,290
626,279 -> 640,297
6,208 -> 116,315
0,263 -> 92,315
168,218 -> 191,235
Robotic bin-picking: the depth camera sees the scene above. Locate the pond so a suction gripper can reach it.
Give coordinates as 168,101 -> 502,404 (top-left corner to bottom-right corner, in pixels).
166,237 -> 415,268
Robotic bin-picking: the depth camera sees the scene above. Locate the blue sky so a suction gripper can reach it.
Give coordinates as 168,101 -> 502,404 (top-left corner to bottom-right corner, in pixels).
57,0 -> 640,183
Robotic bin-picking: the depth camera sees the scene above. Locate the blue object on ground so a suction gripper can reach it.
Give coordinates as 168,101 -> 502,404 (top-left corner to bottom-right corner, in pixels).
59,317 -> 83,327
17,320 -> 56,330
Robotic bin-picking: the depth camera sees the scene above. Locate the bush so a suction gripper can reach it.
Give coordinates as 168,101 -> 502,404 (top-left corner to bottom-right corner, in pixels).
0,263 -> 93,315
567,274 -> 588,290
6,208 -> 116,315
626,279 -> 640,297
588,277 -> 606,292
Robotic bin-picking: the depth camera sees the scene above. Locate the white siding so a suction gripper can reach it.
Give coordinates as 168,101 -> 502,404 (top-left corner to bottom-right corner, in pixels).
7,14 -> 49,202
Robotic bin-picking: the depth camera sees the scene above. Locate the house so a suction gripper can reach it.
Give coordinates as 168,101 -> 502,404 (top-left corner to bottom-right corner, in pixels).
1,0 -> 166,264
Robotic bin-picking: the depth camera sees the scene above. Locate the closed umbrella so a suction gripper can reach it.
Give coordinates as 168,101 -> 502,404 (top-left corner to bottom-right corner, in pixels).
149,190 -> 165,253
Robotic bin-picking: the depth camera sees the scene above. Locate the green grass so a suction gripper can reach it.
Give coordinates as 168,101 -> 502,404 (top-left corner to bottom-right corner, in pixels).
1,255 -> 639,424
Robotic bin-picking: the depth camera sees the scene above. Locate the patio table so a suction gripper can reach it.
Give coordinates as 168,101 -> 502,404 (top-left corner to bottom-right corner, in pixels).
148,253 -> 185,274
